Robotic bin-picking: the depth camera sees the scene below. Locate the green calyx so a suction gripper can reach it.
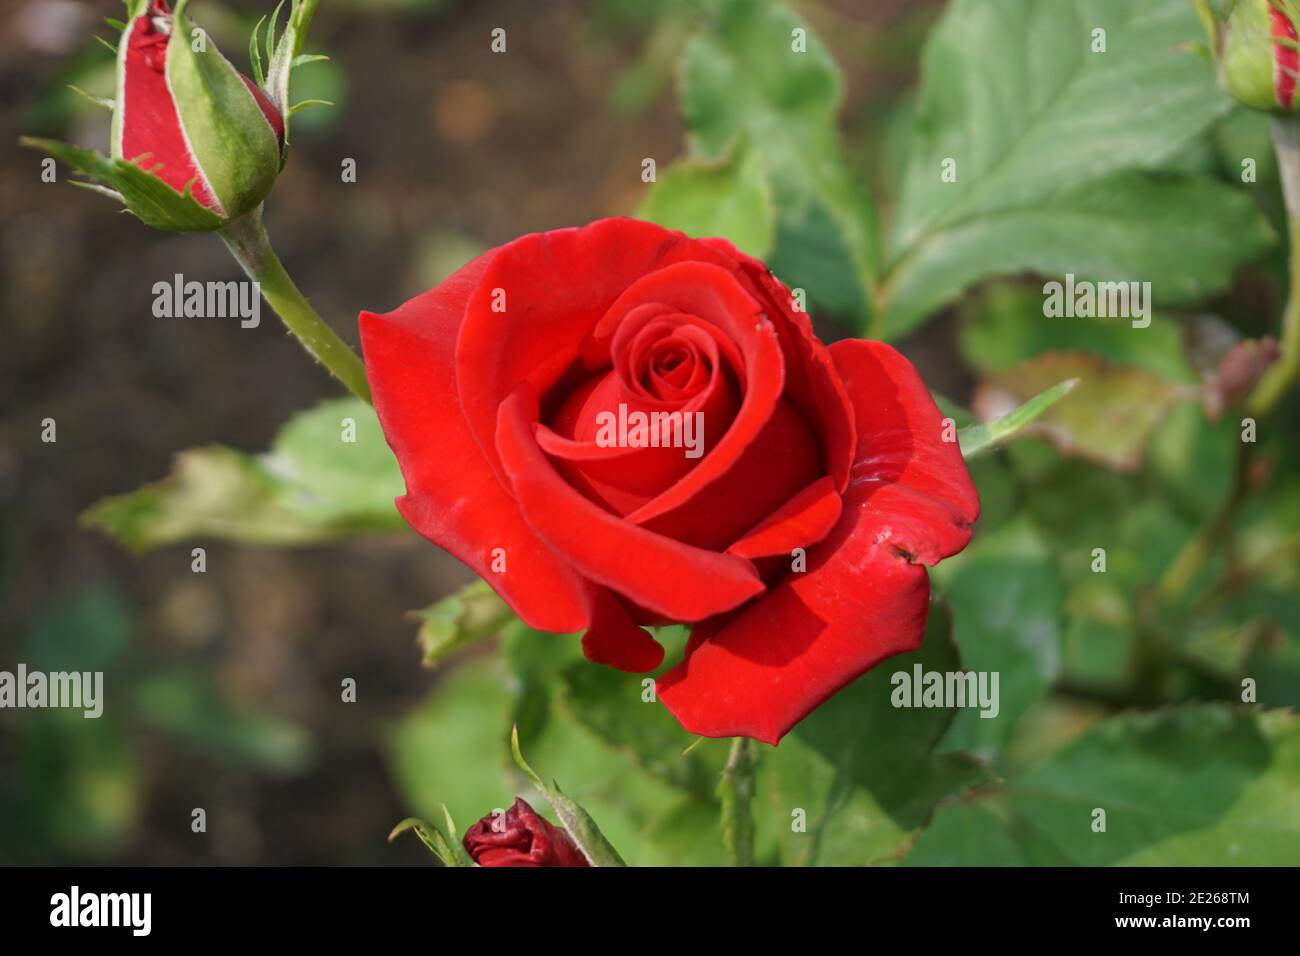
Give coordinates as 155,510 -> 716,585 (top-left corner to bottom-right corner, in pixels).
1203,0 -> 1300,113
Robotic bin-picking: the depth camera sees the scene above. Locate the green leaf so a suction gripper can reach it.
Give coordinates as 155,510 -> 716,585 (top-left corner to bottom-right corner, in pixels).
972,352 -> 1197,470
1015,706 -> 1300,864
959,377 -> 1078,460
909,706 -> 1300,865
387,659 -> 516,834
20,137 -> 223,233
82,398 -> 404,551
637,797 -> 731,866
958,283 -> 1196,384
556,637 -> 724,798
678,0 -> 879,324
902,796 -> 1070,866
884,172 -> 1273,337
510,726 -> 627,866
933,518 -> 1063,760
637,138 -> 775,258
883,0 -> 1261,337
411,579 -> 515,668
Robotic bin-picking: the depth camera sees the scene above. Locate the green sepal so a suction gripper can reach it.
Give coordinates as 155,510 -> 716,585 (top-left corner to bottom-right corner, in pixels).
249,16 -> 267,86
388,814 -> 470,867
20,136 -> 224,232
263,0 -> 321,152
958,378 -> 1079,459
510,725 -> 627,867
165,0 -> 282,219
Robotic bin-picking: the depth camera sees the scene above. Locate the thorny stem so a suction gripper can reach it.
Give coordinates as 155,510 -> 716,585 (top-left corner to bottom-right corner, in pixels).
1157,442 -> 1250,603
218,207 -> 371,403
719,736 -> 759,867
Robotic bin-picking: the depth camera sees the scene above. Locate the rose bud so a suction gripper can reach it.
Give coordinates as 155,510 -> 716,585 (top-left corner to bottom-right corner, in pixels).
1206,0 -> 1300,112
112,0 -> 284,221
22,0 -> 303,232
359,218 -> 979,745
462,799 -> 590,867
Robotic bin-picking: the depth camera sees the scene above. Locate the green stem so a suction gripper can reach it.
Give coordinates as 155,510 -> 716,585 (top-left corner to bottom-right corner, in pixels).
1158,442 -> 1249,604
719,736 -> 758,867
218,207 -> 371,403
1248,117 -> 1300,416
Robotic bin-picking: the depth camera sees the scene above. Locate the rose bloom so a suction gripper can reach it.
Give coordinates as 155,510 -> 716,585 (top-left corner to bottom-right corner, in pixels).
360,218 -> 977,745
462,798 -> 589,867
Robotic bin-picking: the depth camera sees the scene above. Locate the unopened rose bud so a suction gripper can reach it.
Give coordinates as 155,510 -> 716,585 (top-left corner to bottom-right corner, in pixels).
1213,0 -> 1300,112
21,0 -> 317,232
113,0 -> 284,221
462,798 -> 590,867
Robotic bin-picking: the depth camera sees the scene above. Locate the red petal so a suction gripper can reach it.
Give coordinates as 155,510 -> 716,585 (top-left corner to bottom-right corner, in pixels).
603,262 -> 788,529
495,385 -> 766,622
241,75 -> 285,141
358,253 -> 592,633
656,339 -> 977,744
702,238 -> 857,493
633,398 -> 823,551
580,592 -> 665,673
119,14 -> 219,211
455,219 -> 749,485
830,339 -> 978,565
1272,6 -> 1299,109
727,476 -> 843,560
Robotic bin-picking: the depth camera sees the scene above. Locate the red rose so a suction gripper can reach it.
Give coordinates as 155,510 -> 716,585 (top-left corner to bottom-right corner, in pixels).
462,799 -> 590,867
359,218 -> 978,745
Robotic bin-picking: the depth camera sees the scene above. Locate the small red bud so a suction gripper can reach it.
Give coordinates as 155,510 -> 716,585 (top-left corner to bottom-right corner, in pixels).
462,798 -> 591,867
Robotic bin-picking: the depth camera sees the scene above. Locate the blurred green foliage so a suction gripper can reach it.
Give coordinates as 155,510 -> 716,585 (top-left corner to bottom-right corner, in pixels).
0,584 -> 313,863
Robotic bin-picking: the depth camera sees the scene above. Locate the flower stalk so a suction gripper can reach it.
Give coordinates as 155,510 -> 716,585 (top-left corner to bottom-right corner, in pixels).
719,736 -> 759,867
219,208 -> 371,403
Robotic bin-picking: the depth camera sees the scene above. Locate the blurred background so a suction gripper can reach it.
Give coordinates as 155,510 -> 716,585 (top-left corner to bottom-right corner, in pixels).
3,0 -> 1297,867
0,0 -> 935,865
